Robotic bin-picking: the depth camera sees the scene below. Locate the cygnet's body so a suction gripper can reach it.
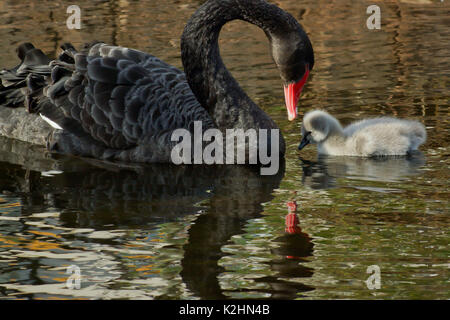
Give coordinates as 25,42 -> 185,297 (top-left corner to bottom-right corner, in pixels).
299,110 -> 427,157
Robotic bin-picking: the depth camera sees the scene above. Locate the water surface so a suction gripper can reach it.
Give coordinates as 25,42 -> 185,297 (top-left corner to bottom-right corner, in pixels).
0,0 -> 449,299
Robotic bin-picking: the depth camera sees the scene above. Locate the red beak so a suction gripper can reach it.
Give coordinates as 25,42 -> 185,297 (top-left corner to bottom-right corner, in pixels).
283,66 -> 310,121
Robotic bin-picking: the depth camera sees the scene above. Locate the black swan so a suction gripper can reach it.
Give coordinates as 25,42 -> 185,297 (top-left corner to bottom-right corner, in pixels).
0,0 -> 314,164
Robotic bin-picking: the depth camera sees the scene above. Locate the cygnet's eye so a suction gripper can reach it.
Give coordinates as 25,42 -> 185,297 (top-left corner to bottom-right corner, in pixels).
304,131 -> 312,141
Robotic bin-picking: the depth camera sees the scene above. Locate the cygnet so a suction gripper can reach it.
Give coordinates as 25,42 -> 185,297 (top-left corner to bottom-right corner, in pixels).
298,110 -> 426,156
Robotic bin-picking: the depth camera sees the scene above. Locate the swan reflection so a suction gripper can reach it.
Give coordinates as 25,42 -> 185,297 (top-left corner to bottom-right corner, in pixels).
0,136 -> 317,299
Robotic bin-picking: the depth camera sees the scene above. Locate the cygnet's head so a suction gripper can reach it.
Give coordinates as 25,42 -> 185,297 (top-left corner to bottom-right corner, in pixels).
298,110 -> 340,150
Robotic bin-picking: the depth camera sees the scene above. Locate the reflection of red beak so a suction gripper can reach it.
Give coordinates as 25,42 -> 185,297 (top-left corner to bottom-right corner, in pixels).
285,201 -> 301,234
287,201 -> 297,213
283,66 -> 310,121
285,213 -> 301,234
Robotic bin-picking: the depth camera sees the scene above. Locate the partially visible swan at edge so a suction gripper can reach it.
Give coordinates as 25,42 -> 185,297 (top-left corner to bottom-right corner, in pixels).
298,110 -> 427,156
0,0 -> 314,164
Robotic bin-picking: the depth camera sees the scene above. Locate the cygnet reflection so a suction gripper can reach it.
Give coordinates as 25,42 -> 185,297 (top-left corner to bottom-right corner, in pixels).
299,151 -> 426,189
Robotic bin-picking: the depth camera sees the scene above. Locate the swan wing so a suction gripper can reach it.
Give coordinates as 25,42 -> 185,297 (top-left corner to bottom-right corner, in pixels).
2,42 -> 209,152
41,42 -> 201,150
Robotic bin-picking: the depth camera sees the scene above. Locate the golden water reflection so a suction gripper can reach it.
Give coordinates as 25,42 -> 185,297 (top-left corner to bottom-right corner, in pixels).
0,0 -> 449,299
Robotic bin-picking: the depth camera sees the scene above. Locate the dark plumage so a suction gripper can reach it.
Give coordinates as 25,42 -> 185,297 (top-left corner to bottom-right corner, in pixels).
0,0 -> 314,164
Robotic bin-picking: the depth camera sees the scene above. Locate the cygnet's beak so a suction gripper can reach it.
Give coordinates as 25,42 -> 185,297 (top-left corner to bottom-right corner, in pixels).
298,132 -> 311,150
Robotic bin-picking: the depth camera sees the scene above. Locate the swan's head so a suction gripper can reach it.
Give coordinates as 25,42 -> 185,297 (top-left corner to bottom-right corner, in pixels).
270,26 -> 314,121
298,110 -> 338,150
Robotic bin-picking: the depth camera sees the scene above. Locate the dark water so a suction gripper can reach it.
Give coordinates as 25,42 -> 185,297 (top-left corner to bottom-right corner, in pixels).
0,0 -> 449,299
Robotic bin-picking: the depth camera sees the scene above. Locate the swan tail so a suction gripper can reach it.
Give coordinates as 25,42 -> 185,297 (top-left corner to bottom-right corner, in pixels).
0,43 -> 50,108
0,84 -> 25,108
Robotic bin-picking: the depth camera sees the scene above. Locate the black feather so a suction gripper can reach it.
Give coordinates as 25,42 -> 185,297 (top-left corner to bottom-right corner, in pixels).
87,59 -> 118,83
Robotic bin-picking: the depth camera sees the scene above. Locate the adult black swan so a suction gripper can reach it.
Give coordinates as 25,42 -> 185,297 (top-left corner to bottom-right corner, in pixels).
0,0 -> 314,164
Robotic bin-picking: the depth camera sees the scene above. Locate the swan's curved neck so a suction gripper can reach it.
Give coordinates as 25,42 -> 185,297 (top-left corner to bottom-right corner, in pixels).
181,0 -> 298,134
